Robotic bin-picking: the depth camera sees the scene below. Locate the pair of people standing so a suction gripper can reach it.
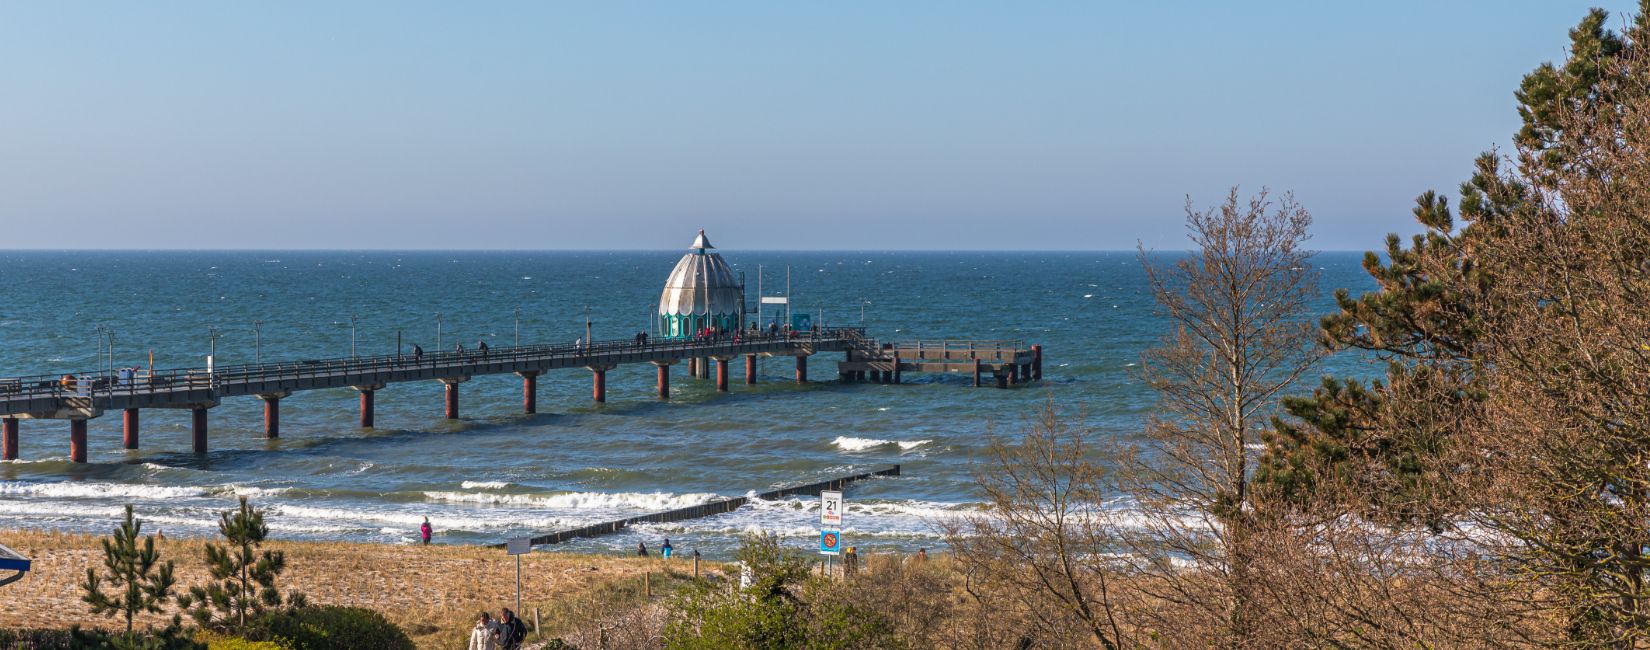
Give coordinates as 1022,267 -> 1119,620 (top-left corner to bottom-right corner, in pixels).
468,608 -> 526,650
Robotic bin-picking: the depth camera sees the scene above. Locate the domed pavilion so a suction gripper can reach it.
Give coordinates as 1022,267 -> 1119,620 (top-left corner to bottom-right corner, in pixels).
658,230 -> 744,339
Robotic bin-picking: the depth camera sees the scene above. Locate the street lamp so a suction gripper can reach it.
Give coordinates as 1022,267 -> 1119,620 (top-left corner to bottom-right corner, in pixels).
93,325 -> 106,379
436,312 -> 444,351
514,307 -> 521,348
253,320 -> 262,364
584,306 -> 592,351
350,314 -> 359,359
208,326 -> 221,363
861,300 -> 871,324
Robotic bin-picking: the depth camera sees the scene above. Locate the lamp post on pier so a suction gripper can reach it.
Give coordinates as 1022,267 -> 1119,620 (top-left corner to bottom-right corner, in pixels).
514,308 -> 520,348
350,314 -> 359,359
253,320 -> 262,364
436,312 -> 444,351
584,306 -> 592,352
861,300 -> 871,323
208,326 -> 221,368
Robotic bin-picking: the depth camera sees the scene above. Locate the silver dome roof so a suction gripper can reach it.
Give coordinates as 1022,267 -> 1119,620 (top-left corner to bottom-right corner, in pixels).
659,230 -> 743,316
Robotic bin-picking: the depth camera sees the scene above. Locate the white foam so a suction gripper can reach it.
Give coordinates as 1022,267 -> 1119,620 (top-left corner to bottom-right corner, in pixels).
0,481 -> 206,499
460,481 -> 510,490
422,490 -> 720,511
832,436 -> 931,452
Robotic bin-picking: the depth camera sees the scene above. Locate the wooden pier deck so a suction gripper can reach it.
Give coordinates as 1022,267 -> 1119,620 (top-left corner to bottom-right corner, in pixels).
0,328 -> 1041,463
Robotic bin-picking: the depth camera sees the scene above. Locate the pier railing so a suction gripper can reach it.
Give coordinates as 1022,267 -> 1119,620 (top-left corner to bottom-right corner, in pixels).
0,326 -> 870,405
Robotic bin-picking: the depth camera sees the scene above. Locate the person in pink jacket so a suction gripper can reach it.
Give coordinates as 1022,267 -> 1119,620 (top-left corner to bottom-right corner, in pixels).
420,517 -> 432,545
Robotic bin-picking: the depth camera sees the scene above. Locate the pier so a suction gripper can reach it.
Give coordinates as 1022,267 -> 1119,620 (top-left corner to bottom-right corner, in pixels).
0,330 -> 1039,462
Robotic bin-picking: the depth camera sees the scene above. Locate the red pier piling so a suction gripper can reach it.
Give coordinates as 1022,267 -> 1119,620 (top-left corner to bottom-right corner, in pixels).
191,408 -> 208,454
593,369 -> 607,403
656,364 -> 670,399
70,419 -> 87,463
262,396 -> 281,438
445,382 -> 460,419
745,355 -> 757,385
716,358 -> 729,392
2,418 -> 16,460
522,373 -> 538,414
123,408 -> 140,450
359,389 -> 375,428
796,355 -> 808,384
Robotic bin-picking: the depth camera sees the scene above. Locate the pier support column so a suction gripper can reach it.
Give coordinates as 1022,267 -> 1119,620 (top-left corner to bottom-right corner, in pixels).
697,357 -> 710,379
1032,345 -> 1043,380
592,368 -> 607,403
123,408 -> 140,450
191,408 -> 208,454
518,372 -> 539,414
438,377 -> 469,420
996,372 -> 1009,389
892,353 -> 902,384
654,363 -> 671,400
973,359 -> 982,387
687,357 -> 697,377
2,418 -> 16,460
257,392 -> 288,439
745,355 -> 758,385
70,418 -> 87,463
358,388 -> 376,428
795,355 -> 808,384
265,397 -> 280,438
1009,364 -> 1019,387
715,358 -> 729,392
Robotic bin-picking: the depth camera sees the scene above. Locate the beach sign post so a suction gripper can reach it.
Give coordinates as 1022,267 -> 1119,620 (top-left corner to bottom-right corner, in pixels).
821,490 -> 843,528
507,537 -> 531,613
820,490 -> 844,577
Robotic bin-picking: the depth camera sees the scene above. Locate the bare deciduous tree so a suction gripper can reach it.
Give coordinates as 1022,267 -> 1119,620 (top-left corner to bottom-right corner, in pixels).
1125,188 -> 1321,646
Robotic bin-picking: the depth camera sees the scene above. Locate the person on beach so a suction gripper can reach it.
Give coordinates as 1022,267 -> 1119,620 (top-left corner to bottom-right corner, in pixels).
637,541 -> 649,557
661,538 -> 673,559
468,611 -> 498,650
499,608 -> 526,650
419,517 -> 432,545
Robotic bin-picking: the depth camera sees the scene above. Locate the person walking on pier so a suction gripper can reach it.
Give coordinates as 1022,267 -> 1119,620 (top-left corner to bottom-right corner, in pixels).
412,344 -> 423,361
420,517 -> 432,545
478,340 -> 488,357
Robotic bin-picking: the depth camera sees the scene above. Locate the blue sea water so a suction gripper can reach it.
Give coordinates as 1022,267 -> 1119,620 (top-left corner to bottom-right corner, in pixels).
0,250 -> 1376,556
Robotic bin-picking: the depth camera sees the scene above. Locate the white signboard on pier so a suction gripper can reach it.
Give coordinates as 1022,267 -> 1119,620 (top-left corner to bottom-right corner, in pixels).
821,490 -> 843,527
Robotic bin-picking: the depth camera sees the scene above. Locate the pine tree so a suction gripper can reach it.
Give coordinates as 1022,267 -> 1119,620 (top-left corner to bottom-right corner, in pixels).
1258,3 -> 1650,523
81,504 -> 177,635
178,497 -> 304,630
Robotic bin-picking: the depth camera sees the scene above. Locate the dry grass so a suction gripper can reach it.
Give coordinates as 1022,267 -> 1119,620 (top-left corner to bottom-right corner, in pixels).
0,527 -> 706,649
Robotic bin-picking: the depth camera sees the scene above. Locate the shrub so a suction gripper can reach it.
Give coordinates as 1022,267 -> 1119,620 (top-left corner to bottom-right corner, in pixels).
243,606 -> 413,650
192,631 -> 283,650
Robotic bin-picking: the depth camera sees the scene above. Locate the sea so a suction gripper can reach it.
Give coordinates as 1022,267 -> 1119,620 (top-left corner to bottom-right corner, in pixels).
0,250 -> 1377,557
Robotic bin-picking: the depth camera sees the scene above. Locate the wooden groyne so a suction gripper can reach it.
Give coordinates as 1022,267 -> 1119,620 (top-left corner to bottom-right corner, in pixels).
496,465 -> 901,548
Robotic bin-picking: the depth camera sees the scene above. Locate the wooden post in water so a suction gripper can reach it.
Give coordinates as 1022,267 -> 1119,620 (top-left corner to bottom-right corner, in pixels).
745,354 -> 757,385
592,368 -> 607,403
795,355 -> 808,384
973,358 -> 982,387
655,363 -> 670,399
715,358 -> 729,392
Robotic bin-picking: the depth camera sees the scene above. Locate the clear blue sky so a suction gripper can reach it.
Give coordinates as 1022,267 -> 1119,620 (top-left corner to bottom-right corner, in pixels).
0,2 -> 1638,251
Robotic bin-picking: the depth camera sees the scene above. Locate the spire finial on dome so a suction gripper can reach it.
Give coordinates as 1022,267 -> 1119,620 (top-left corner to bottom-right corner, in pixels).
690,230 -> 714,251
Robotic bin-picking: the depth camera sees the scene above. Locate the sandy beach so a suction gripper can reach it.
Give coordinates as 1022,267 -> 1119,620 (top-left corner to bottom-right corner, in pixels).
0,527 -> 693,648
